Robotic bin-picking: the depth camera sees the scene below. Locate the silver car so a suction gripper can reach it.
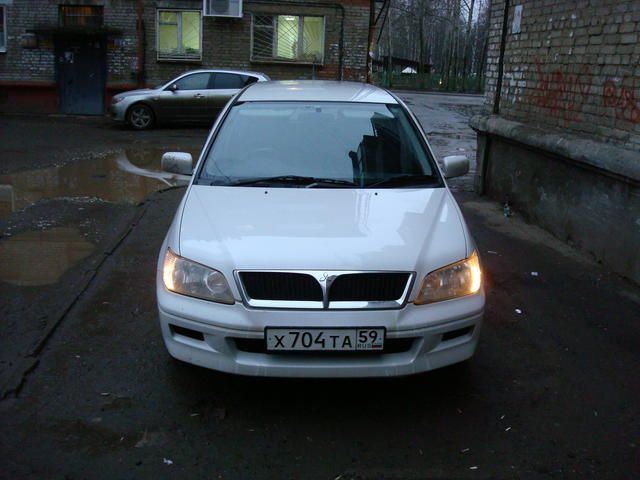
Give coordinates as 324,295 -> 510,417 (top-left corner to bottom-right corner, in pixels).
156,81 -> 485,378
109,69 -> 270,130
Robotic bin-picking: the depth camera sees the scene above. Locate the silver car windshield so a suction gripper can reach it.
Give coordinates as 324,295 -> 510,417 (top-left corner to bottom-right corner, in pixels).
198,101 -> 442,188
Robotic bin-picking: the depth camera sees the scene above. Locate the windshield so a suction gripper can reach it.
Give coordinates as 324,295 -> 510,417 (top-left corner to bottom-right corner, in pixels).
197,101 -> 442,188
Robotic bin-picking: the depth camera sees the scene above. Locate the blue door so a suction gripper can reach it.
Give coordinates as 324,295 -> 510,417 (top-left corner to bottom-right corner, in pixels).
55,36 -> 106,115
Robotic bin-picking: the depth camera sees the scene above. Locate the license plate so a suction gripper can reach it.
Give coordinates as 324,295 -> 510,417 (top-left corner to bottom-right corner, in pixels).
265,328 -> 385,351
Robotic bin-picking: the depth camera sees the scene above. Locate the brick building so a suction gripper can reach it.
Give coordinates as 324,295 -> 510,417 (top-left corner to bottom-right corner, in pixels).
470,0 -> 640,283
0,0 -> 372,114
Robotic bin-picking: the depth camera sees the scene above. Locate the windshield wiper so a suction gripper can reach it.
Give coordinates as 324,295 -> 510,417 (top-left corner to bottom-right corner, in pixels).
365,174 -> 440,188
228,175 -> 356,188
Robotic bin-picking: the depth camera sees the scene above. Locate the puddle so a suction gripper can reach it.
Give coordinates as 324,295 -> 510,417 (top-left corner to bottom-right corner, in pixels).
0,148 -> 198,217
0,227 -> 95,286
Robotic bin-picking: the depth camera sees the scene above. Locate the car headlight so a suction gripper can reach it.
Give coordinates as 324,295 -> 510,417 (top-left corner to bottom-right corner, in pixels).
112,96 -> 124,105
414,251 -> 482,305
162,249 -> 235,304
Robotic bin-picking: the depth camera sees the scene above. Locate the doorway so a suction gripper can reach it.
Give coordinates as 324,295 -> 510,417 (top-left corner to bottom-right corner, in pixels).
55,35 -> 106,115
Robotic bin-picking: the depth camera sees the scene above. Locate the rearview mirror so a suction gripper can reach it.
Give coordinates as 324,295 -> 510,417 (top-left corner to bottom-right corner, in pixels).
161,152 -> 193,175
168,83 -> 178,92
443,155 -> 469,179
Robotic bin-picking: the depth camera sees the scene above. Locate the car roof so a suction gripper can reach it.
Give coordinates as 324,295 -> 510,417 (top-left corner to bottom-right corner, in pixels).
237,80 -> 397,104
179,69 -> 269,79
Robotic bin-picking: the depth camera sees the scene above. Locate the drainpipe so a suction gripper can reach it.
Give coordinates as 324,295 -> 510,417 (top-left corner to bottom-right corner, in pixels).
480,0 -> 509,196
366,0 -> 375,83
337,3 -> 344,80
493,0 -> 510,114
136,0 -> 146,87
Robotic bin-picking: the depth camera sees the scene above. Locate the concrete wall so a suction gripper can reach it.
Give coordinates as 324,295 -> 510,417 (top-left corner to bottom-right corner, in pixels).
473,118 -> 640,283
475,0 -> 640,283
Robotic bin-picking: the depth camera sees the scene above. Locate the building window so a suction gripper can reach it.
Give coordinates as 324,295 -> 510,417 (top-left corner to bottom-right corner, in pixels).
59,5 -> 104,27
252,14 -> 324,63
0,6 -> 6,53
157,10 -> 202,61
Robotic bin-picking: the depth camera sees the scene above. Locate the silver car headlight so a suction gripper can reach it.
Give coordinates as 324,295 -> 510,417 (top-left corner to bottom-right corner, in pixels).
112,96 -> 125,105
162,249 -> 235,304
414,251 -> 482,305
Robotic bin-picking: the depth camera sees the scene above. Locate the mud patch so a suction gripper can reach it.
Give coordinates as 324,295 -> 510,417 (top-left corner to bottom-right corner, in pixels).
0,226 -> 95,286
440,103 -> 485,119
47,419 -> 139,455
0,148 -> 197,218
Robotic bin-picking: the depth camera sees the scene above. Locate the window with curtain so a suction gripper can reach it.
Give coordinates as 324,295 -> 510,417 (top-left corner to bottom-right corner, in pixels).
252,14 -> 324,63
157,10 -> 201,60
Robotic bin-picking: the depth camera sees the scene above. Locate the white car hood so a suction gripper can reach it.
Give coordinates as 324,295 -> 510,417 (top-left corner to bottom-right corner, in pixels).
178,186 -> 469,276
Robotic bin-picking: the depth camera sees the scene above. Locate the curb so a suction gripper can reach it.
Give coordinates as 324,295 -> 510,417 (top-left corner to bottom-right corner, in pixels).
0,201 -> 149,400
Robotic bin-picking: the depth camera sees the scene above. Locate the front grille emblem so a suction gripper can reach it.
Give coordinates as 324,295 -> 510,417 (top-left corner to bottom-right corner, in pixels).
315,272 -> 335,308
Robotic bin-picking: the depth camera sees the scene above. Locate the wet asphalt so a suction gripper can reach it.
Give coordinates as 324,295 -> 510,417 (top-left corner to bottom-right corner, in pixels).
0,94 -> 639,479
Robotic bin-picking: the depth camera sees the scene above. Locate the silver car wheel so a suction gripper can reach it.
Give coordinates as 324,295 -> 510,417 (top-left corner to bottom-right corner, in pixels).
128,105 -> 153,130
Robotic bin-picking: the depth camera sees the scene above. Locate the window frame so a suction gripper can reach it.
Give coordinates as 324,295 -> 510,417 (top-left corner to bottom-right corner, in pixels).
172,72 -> 213,91
156,8 -> 203,62
212,72 -> 256,90
59,5 -> 104,28
0,6 -> 7,54
250,13 -> 325,65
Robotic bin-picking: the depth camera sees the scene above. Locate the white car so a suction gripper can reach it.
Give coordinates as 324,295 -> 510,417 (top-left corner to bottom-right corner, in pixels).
157,80 -> 484,377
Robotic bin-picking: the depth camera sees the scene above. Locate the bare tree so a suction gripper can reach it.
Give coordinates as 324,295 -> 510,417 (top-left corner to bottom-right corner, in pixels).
375,0 -> 490,92
461,0 -> 475,90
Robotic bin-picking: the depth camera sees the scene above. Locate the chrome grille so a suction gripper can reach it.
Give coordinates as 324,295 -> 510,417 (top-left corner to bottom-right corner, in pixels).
235,270 -> 414,310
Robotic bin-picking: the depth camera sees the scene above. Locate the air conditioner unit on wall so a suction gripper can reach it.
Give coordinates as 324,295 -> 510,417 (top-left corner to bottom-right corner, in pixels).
203,0 -> 243,18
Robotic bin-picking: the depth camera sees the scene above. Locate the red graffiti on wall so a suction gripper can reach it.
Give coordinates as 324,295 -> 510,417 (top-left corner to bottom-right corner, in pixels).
530,60 -> 592,125
602,77 -> 640,124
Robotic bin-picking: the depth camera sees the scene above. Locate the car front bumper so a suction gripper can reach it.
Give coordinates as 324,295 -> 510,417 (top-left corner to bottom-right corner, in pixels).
157,285 -> 484,378
108,103 -> 126,122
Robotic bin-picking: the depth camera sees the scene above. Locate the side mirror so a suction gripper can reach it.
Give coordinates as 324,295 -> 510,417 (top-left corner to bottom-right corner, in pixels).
168,83 -> 178,92
161,152 -> 193,175
443,155 -> 469,179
